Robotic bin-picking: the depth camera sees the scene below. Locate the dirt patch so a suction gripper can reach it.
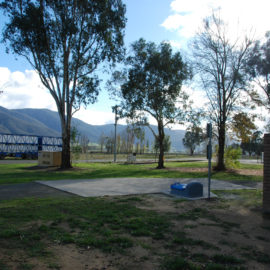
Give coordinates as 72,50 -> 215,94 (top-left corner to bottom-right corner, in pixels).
167,166 -> 263,176
167,167 -> 208,173
1,194 -> 270,270
235,169 -> 263,176
22,165 -> 83,172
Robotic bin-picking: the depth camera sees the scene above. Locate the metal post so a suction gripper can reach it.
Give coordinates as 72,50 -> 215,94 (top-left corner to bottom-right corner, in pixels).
263,134 -> 270,213
113,106 -> 119,163
207,123 -> 212,199
208,138 -> 212,199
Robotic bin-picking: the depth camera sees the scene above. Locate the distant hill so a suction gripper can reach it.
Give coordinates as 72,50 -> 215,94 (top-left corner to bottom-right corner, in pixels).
0,106 -> 186,151
0,106 -> 59,136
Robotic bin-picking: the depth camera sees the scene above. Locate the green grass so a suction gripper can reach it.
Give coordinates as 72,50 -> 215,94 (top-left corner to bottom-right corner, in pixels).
177,207 -> 214,221
212,254 -> 244,265
0,260 -> 9,270
0,192 -> 265,269
166,161 -> 209,168
0,161 -> 262,185
172,232 -> 217,249
0,196 -> 170,256
214,190 -> 263,208
161,256 -> 199,270
238,163 -> 263,170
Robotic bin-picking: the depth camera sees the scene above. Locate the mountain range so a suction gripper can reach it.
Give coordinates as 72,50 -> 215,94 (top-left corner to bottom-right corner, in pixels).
0,106 -> 186,151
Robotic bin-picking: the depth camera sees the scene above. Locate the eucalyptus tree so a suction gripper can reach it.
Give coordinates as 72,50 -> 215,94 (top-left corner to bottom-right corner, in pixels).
246,31 -> 270,111
190,13 -> 253,171
183,126 -> 204,156
109,39 -> 190,168
0,0 -> 126,168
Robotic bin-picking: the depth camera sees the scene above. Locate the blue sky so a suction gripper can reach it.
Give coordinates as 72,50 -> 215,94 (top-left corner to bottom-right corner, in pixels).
0,0 -> 174,71
0,0 -> 269,126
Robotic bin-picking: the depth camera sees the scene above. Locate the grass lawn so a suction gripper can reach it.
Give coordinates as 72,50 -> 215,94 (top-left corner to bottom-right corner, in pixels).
0,161 -> 263,185
0,161 -> 267,269
0,191 -> 269,269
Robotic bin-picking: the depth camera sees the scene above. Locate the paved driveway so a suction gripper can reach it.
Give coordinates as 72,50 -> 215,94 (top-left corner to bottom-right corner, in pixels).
0,178 -> 255,201
37,177 -> 254,199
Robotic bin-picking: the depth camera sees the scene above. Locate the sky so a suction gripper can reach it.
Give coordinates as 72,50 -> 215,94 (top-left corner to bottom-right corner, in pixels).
0,0 -> 269,128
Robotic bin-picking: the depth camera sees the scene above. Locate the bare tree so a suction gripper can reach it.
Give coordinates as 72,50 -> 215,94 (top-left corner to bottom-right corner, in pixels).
80,135 -> 89,154
190,13 -> 253,170
116,134 -> 121,153
120,130 -> 128,153
99,132 -> 107,153
126,125 -> 135,154
105,133 -> 114,154
246,31 -> 270,111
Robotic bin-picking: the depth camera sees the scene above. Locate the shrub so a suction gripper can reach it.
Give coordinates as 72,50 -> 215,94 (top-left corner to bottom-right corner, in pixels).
224,146 -> 242,169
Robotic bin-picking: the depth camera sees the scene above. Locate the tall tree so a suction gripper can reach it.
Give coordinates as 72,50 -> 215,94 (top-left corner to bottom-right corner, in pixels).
246,31 -> 270,111
109,39 -> 190,168
190,13 -> 253,171
153,135 -> 171,154
231,112 -> 256,144
183,126 -> 204,156
80,135 -> 89,154
116,134 -> 121,153
0,0 -> 126,168
105,133 -> 114,154
241,130 -> 263,157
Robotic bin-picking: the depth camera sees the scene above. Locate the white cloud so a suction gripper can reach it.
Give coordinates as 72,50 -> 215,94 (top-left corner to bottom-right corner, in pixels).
0,68 -> 56,111
74,108 -> 124,126
165,40 -> 182,50
0,67 -> 11,86
185,87 -> 208,109
0,67 -> 119,126
162,0 -> 270,40
161,14 -> 184,31
170,0 -> 220,13
162,0 -> 220,38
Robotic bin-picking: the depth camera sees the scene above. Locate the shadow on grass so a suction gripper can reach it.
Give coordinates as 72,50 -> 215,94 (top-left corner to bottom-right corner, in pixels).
0,162 -> 262,185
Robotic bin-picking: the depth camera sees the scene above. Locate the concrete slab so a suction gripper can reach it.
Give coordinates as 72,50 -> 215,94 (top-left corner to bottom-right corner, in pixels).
37,178 -> 255,199
0,182 -> 76,201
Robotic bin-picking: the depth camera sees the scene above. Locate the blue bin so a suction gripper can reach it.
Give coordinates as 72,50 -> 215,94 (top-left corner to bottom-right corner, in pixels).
170,182 -> 203,198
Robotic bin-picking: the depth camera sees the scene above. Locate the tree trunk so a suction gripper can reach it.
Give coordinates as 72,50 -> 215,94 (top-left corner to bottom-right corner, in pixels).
215,123 -> 226,171
157,121 -> 165,169
62,131 -> 71,169
60,111 -> 72,169
157,144 -> 165,169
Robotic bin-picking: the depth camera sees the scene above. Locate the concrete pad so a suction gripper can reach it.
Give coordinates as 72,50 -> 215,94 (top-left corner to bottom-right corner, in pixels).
37,178 -> 255,199
0,182 -> 76,201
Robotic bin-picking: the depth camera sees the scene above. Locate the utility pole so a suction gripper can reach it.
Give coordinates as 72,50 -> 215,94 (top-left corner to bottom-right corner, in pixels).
112,105 -> 119,163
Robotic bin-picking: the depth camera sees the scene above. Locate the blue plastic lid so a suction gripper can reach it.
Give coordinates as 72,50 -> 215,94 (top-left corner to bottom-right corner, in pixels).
171,183 -> 187,190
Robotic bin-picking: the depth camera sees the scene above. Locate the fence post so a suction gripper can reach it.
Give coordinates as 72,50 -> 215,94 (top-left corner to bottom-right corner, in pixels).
263,134 -> 270,213
38,137 -> 43,151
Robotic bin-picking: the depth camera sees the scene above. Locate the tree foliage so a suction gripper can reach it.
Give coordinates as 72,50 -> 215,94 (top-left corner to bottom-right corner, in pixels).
109,38 -> 190,168
0,0 -> 126,168
246,31 -> 270,111
190,13 -> 253,171
183,126 -> 204,156
241,130 -> 263,157
153,135 -> 171,153
231,112 -> 256,143
224,146 -> 242,169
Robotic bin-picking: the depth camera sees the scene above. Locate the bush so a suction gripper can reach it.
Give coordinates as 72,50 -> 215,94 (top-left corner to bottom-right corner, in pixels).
224,146 -> 242,169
